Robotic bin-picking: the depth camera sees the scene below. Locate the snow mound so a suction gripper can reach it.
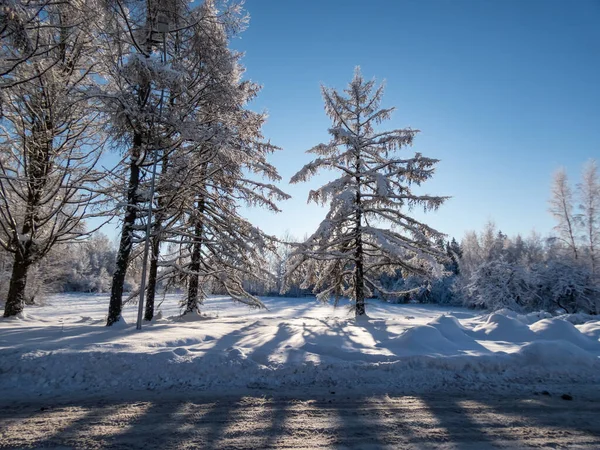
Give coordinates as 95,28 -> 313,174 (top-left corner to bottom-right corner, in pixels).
577,321 -> 600,340
110,316 -> 130,329
2,311 -> 34,322
161,337 -> 205,347
530,319 -> 600,350
492,308 -> 519,319
168,311 -> 211,322
514,340 -> 598,367
428,315 -> 467,337
427,315 -> 489,352
381,325 -> 461,355
471,313 -> 536,342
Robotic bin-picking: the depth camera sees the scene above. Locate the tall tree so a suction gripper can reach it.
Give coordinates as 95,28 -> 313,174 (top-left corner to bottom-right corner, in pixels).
0,1 -> 102,317
549,167 -> 579,260
578,159 -> 600,275
285,68 -> 448,316
134,0 -> 287,319
98,0 -> 188,325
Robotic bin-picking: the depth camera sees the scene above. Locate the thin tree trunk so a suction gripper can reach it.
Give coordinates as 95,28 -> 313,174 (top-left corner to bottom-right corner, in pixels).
589,218 -> 596,275
354,198 -> 365,317
561,196 -> 578,260
144,231 -> 161,321
107,139 -> 141,326
186,196 -> 205,314
144,152 -> 170,321
3,253 -> 30,317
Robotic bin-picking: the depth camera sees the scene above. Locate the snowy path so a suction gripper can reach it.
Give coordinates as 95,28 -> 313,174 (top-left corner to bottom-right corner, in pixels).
1,391 -> 599,449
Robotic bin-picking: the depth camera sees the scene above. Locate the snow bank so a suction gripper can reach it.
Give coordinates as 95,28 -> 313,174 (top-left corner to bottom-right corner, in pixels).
428,315 -> 490,352
515,340 -> 598,367
577,321 -> 600,340
2,340 -> 599,400
1,295 -> 599,400
530,319 -> 600,350
471,313 -> 537,342
379,325 -> 461,355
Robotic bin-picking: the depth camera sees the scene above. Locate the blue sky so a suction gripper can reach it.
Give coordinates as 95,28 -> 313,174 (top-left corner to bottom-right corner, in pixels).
98,0 -> 599,243
228,0 -> 600,242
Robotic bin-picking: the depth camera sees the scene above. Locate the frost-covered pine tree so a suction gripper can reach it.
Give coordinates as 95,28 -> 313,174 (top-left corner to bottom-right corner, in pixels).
285,68 -> 448,316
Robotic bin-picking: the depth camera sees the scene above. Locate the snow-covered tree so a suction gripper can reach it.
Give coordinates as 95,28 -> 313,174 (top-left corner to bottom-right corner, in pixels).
123,0 -> 289,320
466,258 -> 536,311
96,0 -> 163,325
578,159 -> 599,276
537,259 -> 598,314
97,0 -> 208,325
0,1 -> 103,317
549,168 -> 579,260
0,1 -> 63,91
284,68 -> 448,316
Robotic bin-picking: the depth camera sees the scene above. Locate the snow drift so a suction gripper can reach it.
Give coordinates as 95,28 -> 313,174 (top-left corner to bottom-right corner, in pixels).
1,295 -> 599,400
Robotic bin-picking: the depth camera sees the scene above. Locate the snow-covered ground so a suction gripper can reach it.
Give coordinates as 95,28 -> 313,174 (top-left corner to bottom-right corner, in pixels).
1,294 -> 599,401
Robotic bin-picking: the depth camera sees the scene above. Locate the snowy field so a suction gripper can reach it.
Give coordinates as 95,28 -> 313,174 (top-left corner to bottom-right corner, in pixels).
1,294 -> 600,401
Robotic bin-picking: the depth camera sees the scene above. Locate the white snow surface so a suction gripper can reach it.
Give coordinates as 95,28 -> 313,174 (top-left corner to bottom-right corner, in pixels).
1,294 -> 599,400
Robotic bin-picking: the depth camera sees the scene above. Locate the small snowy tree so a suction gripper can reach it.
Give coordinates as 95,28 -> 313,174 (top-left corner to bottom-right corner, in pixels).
549,168 -> 579,260
577,159 -> 600,276
285,68 -> 448,316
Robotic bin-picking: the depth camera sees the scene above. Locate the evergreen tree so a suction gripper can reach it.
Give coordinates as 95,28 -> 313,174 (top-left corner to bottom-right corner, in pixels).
285,68 -> 448,316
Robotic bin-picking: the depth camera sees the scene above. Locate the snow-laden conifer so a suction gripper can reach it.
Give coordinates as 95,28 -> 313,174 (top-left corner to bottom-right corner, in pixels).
284,68 -> 448,316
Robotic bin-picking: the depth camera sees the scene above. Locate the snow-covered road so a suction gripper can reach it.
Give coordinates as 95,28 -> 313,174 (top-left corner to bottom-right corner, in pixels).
1,391 -> 599,449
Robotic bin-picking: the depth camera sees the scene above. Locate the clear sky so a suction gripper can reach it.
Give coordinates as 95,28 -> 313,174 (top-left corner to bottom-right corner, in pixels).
229,0 -> 600,242
97,0 -> 600,243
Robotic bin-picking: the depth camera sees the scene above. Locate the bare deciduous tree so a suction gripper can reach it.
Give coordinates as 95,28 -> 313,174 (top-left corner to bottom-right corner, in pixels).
0,0 -> 103,317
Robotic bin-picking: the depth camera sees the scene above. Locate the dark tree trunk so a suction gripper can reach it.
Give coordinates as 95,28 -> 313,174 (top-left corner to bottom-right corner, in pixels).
144,232 -> 161,321
354,210 -> 365,317
354,133 -> 365,317
3,253 -> 31,317
186,196 -> 205,314
5,116 -> 53,317
107,139 -> 141,326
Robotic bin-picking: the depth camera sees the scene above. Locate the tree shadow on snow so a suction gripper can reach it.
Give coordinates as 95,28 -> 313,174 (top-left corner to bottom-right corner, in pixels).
2,391 -> 600,449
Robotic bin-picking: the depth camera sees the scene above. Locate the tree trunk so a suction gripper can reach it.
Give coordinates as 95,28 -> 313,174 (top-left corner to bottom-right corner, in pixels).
144,232 -> 161,321
107,139 -> 141,326
186,196 -> 205,314
353,125 -> 365,317
3,253 -> 31,317
354,213 -> 366,317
